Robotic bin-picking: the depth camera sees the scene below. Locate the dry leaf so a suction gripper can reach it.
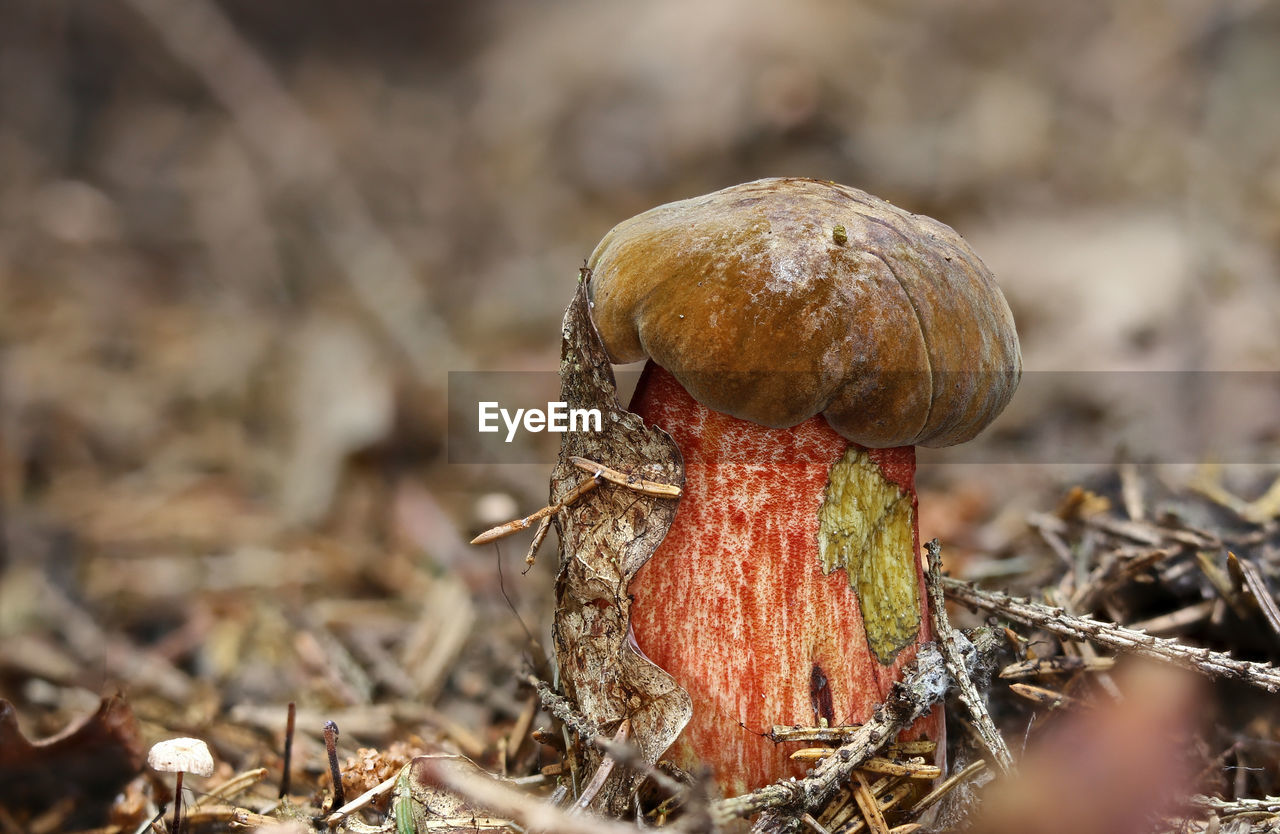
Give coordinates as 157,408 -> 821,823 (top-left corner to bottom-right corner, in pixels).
551,278 -> 690,814
0,694 -> 144,824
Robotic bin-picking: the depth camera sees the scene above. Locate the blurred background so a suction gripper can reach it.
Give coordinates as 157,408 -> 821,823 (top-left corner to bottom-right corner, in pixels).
2,0 -> 1280,819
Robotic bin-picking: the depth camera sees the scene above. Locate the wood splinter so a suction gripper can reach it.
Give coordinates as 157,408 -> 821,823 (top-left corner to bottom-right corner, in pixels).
470,473 -> 600,547
469,456 -> 682,565
853,770 -> 891,834
567,456 -> 683,497
785,752 -> 941,781
1008,682 -> 1076,710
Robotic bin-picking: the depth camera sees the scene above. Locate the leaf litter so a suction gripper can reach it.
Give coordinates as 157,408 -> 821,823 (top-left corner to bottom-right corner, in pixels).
3,279 -> 1280,834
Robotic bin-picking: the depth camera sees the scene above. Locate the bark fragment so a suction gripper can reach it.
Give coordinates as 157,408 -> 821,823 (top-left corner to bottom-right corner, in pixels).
551,276 -> 690,814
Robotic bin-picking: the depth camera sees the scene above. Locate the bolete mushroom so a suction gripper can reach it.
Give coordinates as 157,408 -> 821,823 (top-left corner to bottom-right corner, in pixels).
586,177 -> 1020,794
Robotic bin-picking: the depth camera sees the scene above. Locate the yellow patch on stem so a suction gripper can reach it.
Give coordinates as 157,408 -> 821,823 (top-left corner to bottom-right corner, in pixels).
817,447 -> 920,665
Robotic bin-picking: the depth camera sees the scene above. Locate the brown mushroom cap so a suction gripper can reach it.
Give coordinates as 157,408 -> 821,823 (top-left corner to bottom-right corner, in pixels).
587,177 -> 1021,447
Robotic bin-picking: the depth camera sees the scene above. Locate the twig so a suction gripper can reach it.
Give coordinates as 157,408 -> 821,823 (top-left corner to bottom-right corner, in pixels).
181,805 -> 270,827
1198,553 -> 1252,620
471,474 -> 601,545
1229,553 -> 1280,642
801,814 -> 831,834
852,771 -> 890,834
943,577 -> 1280,693
1045,585 -> 1123,702
998,655 -> 1115,679
576,720 -> 630,809
1007,682 -> 1076,710
524,516 -> 553,568
323,773 -> 399,828
194,767 -> 268,808
1068,545 -> 1176,614
1188,794 -> 1280,815
475,457 -> 681,547
1192,464 -> 1280,525
786,753 -> 940,780
568,456 -> 683,497
1128,601 -> 1215,635
836,784 -> 913,834
711,641 -> 963,829
859,758 -> 940,780
731,629 -> 996,831
773,735 -> 935,764
925,540 -> 1014,776
1027,512 -> 1075,568
1083,512 -> 1217,549
907,759 -> 987,816
770,726 -> 867,744
526,673 -> 604,744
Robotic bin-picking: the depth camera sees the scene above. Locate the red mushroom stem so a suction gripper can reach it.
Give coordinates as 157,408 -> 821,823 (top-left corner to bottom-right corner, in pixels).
627,362 -> 942,795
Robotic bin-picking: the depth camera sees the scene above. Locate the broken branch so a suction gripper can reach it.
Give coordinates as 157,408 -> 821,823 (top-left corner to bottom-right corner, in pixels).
472,455 -> 682,547
569,456 -> 683,497
471,474 -> 601,545
711,633 -> 997,831
925,540 -> 1014,775
943,577 -> 1280,693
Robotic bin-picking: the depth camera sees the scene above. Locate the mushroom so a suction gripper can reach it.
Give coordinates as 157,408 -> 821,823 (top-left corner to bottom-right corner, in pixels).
586,177 -> 1020,794
148,737 -> 214,833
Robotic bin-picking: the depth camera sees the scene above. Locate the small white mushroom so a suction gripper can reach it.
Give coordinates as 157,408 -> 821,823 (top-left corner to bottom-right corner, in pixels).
148,737 -> 214,833
148,737 -> 215,777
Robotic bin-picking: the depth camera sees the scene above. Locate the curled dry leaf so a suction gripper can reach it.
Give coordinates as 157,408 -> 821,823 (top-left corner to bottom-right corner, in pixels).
0,694 -> 144,822
551,278 -> 691,813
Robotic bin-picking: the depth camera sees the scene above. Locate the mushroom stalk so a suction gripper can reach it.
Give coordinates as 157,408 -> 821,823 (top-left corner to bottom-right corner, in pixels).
627,363 -> 941,794
172,771 -> 184,834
